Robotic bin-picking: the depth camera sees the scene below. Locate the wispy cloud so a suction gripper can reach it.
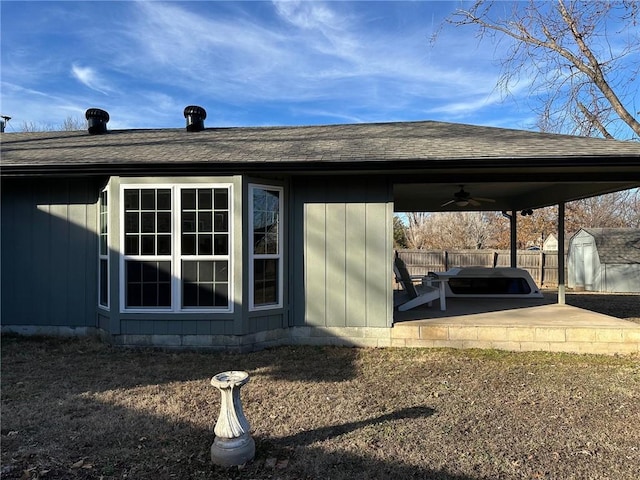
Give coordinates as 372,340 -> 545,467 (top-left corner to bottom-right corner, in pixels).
1,0 -> 545,128
71,64 -> 112,95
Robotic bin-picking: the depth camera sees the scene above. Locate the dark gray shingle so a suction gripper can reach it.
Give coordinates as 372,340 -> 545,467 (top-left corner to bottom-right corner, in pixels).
583,228 -> 640,264
2,120 -> 640,173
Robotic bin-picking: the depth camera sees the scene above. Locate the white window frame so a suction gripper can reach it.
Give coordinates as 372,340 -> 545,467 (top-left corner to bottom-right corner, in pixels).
119,183 -> 233,313
249,184 -> 284,311
98,187 -> 109,309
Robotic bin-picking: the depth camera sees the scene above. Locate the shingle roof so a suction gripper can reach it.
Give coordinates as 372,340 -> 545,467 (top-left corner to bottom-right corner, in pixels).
582,228 -> 640,264
2,120 -> 640,175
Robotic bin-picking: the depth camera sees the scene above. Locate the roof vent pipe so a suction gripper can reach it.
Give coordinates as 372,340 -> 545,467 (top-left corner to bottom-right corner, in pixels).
85,108 -> 110,135
184,105 -> 206,132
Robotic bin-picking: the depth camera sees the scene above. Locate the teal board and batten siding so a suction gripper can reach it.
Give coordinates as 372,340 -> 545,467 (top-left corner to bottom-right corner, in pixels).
1,178 -> 102,330
292,177 -> 394,329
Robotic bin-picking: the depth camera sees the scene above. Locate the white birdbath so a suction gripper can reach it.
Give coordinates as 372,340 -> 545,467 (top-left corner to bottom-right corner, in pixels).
210,371 -> 255,467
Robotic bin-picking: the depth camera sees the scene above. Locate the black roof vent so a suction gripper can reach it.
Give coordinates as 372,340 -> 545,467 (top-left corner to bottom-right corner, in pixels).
184,105 -> 206,132
85,108 -> 110,135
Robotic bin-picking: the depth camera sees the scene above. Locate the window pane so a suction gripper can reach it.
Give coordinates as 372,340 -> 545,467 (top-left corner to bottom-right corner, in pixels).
198,235 -> 213,255
199,261 -> 214,281
265,232 -> 278,255
198,212 -> 212,232
182,212 -> 196,233
198,189 -> 212,209
214,234 -> 228,255
157,235 -> 171,255
124,190 -> 139,210
182,234 -> 196,255
141,235 -> 155,255
100,212 -> 108,234
100,235 -> 108,256
158,261 -> 171,282
141,190 -> 156,210
126,259 -> 142,282
254,233 -> 266,254
214,212 -> 228,232
214,189 -> 228,209
141,212 -> 155,233
127,283 -> 142,307
125,235 -> 139,255
157,212 -> 171,233
157,189 -> 171,210
214,284 -> 229,307
99,259 -> 108,306
182,189 -> 196,210
101,190 -> 108,208
142,284 -> 157,306
254,259 -> 278,305
158,283 -> 171,306
183,283 -> 198,306
200,283 -> 214,306
125,212 -> 139,233
214,261 -> 228,281
253,188 -> 266,211
183,261 -> 197,283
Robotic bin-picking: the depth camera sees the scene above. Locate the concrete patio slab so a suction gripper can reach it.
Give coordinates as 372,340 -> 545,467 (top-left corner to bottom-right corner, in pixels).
392,294 -> 640,355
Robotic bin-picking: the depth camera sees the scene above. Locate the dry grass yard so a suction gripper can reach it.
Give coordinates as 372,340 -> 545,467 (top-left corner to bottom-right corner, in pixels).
1,293 -> 639,479
563,291 -> 640,324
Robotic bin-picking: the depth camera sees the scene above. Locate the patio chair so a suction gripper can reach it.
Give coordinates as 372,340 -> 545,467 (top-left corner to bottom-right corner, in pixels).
394,253 -> 444,311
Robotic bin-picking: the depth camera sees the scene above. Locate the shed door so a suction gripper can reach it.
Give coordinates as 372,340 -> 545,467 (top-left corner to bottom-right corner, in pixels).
574,242 -> 595,291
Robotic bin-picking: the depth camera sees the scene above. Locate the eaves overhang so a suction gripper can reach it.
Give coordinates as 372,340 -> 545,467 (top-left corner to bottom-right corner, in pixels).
2,155 -> 639,178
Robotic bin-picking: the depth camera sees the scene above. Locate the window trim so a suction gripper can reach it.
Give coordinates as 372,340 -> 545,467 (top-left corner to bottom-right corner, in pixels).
249,184 -> 284,311
119,183 -> 234,314
98,187 -> 109,310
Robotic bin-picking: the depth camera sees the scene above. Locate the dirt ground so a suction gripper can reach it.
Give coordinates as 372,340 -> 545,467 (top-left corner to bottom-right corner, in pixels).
561,291 -> 640,324
2,331 -> 639,480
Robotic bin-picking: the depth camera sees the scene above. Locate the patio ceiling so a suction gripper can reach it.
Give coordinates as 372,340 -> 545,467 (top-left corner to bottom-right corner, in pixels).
393,181 -> 639,213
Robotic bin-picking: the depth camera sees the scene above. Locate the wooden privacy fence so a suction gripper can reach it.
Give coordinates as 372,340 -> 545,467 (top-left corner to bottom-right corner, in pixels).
396,249 -> 568,286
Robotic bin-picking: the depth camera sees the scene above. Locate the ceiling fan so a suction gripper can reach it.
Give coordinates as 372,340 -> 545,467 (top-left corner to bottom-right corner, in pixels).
441,185 -> 496,207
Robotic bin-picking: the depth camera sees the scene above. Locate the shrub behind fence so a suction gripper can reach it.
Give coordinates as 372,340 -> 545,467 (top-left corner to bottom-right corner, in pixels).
396,249 -> 567,286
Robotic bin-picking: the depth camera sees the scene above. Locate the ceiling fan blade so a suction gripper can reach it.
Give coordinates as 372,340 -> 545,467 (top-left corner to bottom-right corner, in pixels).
468,199 -> 481,207
473,197 -> 496,203
441,199 -> 455,207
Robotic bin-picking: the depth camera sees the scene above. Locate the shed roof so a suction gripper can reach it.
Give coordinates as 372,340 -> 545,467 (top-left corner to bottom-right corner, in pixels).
2,120 -> 640,175
580,228 -> 640,264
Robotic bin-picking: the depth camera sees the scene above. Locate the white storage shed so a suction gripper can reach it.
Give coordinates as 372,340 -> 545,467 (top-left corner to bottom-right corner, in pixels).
568,228 -> 640,293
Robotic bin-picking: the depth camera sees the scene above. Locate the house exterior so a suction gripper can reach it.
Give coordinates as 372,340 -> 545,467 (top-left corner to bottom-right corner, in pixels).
568,228 -> 640,293
2,108 -> 640,349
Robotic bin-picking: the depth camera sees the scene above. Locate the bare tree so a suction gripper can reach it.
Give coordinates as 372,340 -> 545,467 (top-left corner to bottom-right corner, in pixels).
19,116 -> 85,132
405,212 -> 431,249
405,212 -> 499,250
445,1 -> 640,139
566,189 -> 640,231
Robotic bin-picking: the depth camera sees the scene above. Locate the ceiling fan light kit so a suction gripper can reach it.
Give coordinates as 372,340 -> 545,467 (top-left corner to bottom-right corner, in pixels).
441,185 -> 496,208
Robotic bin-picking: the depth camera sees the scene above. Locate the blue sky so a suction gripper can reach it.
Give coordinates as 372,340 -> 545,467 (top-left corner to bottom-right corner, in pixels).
0,0 -> 628,132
